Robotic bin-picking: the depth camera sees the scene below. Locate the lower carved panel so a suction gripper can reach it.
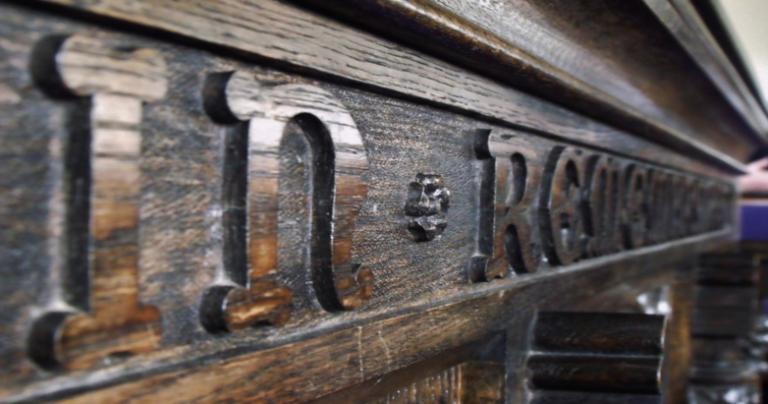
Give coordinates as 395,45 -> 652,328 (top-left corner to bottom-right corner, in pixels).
371,362 -> 504,404
527,312 -> 666,403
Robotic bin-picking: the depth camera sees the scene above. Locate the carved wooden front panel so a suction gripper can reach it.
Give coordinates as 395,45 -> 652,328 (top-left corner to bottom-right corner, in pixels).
0,3 -> 740,402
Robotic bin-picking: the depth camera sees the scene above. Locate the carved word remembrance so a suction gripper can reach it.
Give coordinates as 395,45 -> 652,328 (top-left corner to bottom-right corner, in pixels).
467,130 -> 733,282
24,35 -> 733,370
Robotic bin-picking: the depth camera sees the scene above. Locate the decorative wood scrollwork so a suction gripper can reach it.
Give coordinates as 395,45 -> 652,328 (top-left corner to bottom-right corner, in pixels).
200,71 -> 372,332
646,169 -> 669,245
27,35 -> 166,370
621,164 -> 649,249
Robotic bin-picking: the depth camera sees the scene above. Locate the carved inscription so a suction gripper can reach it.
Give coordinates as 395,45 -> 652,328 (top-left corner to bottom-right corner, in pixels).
201,71 -> 371,332
622,164 -> 649,249
27,35 -> 166,370
469,129 -> 734,282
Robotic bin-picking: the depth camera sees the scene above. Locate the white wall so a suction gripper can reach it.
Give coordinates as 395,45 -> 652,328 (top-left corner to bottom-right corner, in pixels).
714,0 -> 768,108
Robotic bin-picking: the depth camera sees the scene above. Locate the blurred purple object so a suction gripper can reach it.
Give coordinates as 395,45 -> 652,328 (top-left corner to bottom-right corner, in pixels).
741,204 -> 768,240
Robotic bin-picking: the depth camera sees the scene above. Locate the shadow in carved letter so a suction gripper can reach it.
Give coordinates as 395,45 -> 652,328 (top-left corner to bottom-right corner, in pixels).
584,155 -> 620,257
540,147 -> 586,266
622,164 -> 649,249
528,312 -> 665,402
201,71 -> 371,332
468,130 -> 541,282
27,35 -> 165,370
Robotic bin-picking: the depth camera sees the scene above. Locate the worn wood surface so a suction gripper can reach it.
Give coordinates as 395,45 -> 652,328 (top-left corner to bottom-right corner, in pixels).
527,312 -> 665,402
30,0 -> 754,173
318,335 -> 506,403
298,0 -> 764,166
0,1 -> 758,403
25,33 -> 167,372
4,235 -> 717,402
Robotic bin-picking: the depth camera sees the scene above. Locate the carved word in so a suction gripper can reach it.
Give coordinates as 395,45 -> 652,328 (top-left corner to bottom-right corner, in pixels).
200,71 -> 372,333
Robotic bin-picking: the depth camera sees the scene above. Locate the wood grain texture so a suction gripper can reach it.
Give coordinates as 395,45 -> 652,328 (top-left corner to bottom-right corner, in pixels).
5,232 -> 721,402
426,0 -> 768,142
26,34 -> 166,371
200,71 -> 372,333
528,312 -> 665,397
659,282 -> 693,404
0,2 -> 751,402
371,365 -> 464,404
315,335 -> 504,403
365,361 -> 504,404
298,0 -> 763,167
688,249 -> 764,403
33,0 -> 750,173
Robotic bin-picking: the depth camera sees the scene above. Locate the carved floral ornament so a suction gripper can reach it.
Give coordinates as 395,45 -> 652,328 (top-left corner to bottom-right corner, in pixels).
405,173 -> 451,242
21,34 -> 734,371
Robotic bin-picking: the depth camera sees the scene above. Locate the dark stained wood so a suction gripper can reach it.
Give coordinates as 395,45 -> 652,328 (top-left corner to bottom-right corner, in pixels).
26,34 -> 166,371
298,0 -> 765,166
688,249 -> 765,402
0,0 -> 761,403
660,282 -> 694,404
643,0 -> 768,141
532,312 -> 665,356
33,0 -> 753,173
2,233 -> 724,402
316,334 -> 505,403
199,70 -> 373,333
527,312 -> 665,399
530,391 -> 661,404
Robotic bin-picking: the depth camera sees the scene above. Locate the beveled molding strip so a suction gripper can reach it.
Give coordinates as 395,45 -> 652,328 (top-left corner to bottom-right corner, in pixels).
5,231 -> 730,403
303,0 -> 768,145
645,0 -> 768,141
34,0 -> 748,174
298,0 -> 764,164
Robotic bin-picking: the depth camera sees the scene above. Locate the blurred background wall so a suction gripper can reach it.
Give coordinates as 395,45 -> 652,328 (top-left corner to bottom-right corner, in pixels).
715,0 -> 768,109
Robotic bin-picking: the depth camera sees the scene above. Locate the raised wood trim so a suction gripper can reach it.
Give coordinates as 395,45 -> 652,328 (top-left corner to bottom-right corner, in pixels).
295,0 -> 761,168
3,229 -> 731,402
31,0 -> 749,174
644,0 -> 768,142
